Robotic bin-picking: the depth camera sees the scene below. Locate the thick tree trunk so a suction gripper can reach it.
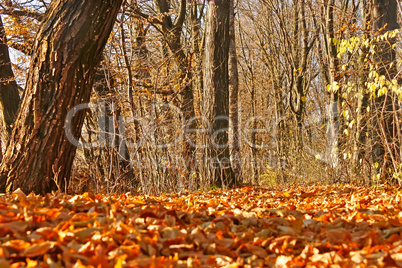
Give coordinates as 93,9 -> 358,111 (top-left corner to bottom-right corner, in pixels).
0,17 -> 20,140
203,0 -> 235,187
0,0 -> 122,194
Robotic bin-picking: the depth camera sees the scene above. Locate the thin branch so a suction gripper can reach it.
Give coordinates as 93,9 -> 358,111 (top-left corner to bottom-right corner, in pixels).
0,7 -> 43,21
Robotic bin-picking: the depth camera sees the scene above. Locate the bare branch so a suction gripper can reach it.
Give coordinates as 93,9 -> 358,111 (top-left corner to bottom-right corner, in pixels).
0,7 -> 43,21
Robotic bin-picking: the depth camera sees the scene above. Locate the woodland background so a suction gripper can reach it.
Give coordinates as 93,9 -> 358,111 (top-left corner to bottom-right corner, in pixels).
0,0 -> 401,195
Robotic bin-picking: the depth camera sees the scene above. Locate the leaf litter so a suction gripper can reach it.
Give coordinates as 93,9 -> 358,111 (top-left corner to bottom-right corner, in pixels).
0,183 -> 401,267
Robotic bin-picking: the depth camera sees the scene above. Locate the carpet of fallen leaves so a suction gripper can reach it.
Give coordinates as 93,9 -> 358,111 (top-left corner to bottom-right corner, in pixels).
0,183 -> 402,267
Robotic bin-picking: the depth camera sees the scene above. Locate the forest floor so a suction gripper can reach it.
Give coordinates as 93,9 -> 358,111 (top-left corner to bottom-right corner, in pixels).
0,183 -> 401,267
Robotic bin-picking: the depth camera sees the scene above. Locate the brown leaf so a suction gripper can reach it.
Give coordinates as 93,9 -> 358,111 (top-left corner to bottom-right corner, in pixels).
325,228 -> 351,245
161,227 -> 182,239
0,221 -> 28,235
23,241 -> 56,257
244,243 -> 268,258
0,259 -> 10,268
72,228 -> 103,241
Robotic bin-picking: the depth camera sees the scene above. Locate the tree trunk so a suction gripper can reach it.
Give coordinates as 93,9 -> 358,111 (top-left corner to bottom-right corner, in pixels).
154,0 -> 196,184
324,0 -> 340,170
352,3 -> 370,180
0,0 -> 122,194
228,0 -> 241,183
190,2 -> 204,119
371,0 -> 399,179
0,17 -> 20,141
203,0 -> 235,187
288,0 -> 312,152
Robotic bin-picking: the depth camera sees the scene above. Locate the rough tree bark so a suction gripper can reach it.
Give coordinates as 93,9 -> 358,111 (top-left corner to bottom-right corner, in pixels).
203,0 -> 235,187
0,17 -> 20,141
0,0 -> 122,194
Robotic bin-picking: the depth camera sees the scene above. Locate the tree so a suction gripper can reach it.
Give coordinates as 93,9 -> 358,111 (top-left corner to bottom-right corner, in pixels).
0,0 -> 123,194
322,0 -> 340,170
0,0 -> 44,55
228,0 -> 241,181
371,0 -> 399,179
0,0 -> 46,147
351,1 -> 370,179
153,0 -> 196,183
0,17 -> 20,142
203,0 -> 235,187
